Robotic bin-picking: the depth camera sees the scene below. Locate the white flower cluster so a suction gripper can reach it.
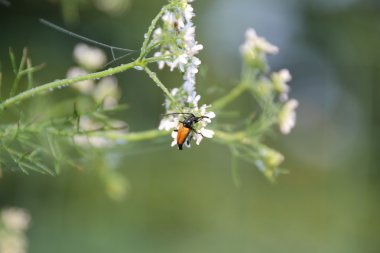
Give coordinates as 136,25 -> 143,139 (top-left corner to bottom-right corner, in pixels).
94,0 -> 130,16
73,116 -> 127,148
241,28 -> 298,135
272,69 -> 298,135
67,43 -> 127,148
67,43 -> 121,109
170,109 -> 215,148
278,99 -> 298,135
152,1 -> 215,148
158,88 -> 215,148
240,28 -> 279,56
0,207 -> 30,253
159,90 -> 215,148
152,0 -> 203,103
73,43 -> 107,70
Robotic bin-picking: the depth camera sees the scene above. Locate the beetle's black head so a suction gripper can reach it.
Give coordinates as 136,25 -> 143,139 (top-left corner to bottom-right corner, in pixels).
182,114 -> 196,128
182,114 -> 209,128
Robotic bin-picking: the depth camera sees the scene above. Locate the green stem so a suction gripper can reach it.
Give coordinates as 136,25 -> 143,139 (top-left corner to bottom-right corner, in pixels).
26,58 -> 34,90
89,129 -> 169,142
10,48 -> 28,97
139,3 -> 174,59
213,130 -> 247,144
0,60 -> 141,111
212,82 -> 249,110
144,66 -> 182,111
0,72 -> 2,101
1,121 -> 169,143
144,54 -> 173,64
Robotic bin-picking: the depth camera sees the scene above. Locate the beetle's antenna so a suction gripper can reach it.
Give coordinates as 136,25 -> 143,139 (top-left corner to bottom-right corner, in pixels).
39,19 -> 135,62
162,113 -> 194,117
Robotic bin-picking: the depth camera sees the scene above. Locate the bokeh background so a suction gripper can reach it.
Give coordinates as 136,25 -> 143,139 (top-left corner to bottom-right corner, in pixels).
0,0 -> 379,252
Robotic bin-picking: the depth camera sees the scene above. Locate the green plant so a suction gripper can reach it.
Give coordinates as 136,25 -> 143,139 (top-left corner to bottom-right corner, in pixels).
0,0 -> 298,184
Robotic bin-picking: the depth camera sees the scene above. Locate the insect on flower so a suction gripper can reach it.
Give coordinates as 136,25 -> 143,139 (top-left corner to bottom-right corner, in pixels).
163,113 -> 209,150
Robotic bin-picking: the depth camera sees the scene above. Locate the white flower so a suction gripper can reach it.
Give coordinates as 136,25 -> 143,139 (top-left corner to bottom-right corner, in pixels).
154,1 -> 213,148
153,27 -> 162,37
1,208 -> 30,232
170,54 -> 188,72
73,43 -> 107,70
260,147 -> 284,167
183,23 -> 195,43
170,102 -> 215,148
194,128 -> 215,145
278,99 -> 298,134
159,116 -> 179,131
93,76 -> 120,108
153,52 -> 165,70
273,69 -> 291,101
278,69 -> 291,82
244,28 -> 278,54
94,0 -> 130,16
73,135 -> 108,148
161,102 -> 216,148
153,1 -> 203,100
0,234 -> 28,253
73,116 -> 126,148
240,28 -> 279,66
67,67 -> 95,94
187,43 -> 203,56
184,5 -> 194,22
170,131 -> 178,147
162,11 -> 177,27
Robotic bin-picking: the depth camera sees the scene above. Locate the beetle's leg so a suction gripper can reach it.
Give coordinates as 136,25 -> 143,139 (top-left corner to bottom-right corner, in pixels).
185,132 -> 193,147
186,133 -> 193,145
190,127 -> 204,137
194,116 -> 210,123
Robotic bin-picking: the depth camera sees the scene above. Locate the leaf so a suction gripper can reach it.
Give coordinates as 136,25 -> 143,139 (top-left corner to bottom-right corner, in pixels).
8,47 -> 17,74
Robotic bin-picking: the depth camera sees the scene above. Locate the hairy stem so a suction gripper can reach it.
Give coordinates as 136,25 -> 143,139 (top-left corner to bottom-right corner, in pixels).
144,67 -> 182,111
212,82 -> 249,110
0,61 -> 142,111
139,3 -> 174,59
90,129 -> 169,142
213,130 -> 252,145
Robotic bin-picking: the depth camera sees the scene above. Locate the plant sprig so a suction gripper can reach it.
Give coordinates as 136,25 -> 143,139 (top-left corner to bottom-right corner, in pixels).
0,0 -> 298,183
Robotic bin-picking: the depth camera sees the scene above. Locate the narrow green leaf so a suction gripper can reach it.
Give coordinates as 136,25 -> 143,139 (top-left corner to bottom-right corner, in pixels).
19,63 -> 45,77
19,162 -> 44,175
8,47 -> 17,74
0,70 -> 2,101
47,134 -> 62,160
19,48 -> 28,72
10,48 -> 28,97
34,160 -> 54,176
26,58 -> 34,89
18,163 -> 30,174
54,161 -> 61,174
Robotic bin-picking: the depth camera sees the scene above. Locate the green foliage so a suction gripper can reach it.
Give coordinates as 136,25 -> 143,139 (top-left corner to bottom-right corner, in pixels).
0,0 -> 298,183
0,48 -> 127,176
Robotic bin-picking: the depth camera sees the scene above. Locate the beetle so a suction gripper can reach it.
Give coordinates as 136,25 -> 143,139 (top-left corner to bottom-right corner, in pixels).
163,113 -> 209,150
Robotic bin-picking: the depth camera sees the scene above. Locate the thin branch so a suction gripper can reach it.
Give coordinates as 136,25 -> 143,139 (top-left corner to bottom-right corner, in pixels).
0,60 -> 141,111
212,82 -> 249,111
144,66 -> 182,111
139,3 -> 174,59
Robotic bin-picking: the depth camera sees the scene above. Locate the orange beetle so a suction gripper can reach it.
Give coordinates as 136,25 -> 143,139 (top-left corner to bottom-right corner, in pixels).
164,113 -> 209,150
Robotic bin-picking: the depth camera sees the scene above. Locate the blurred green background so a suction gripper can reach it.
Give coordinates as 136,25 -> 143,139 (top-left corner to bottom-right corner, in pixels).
0,0 -> 379,252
